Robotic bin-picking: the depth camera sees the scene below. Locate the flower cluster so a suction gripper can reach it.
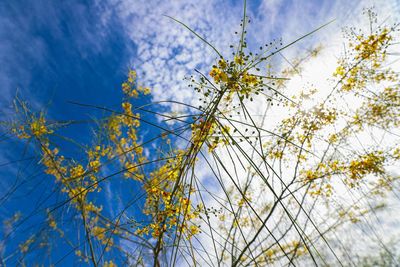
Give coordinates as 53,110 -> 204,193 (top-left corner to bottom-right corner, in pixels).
8,69 -> 154,262
352,86 -> 400,129
208,55 -> 263,100
11,113 -> 53,139
333,27 -> 395,92
136,149 -> 202,240
122,69 -> 151,98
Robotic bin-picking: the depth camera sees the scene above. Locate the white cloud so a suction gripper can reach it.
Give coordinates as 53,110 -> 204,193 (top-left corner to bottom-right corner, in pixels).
106,0 -> 399,115
102,0 -> 400,265
105,0 -> 242,113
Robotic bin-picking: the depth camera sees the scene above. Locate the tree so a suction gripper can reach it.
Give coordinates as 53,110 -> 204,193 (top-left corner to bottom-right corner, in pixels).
1,3 -> 400,267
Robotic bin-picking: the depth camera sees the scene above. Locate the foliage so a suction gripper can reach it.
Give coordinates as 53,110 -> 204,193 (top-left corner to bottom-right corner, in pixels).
1,3 -> 400,267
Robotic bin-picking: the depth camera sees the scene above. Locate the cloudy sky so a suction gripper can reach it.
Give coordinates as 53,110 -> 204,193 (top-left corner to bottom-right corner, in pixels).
1,0 -> 399,265
2,0 -> 399,116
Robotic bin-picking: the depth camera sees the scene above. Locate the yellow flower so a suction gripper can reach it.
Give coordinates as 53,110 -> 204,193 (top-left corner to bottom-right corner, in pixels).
70,164 -> 85,179
89,160 -> 101,172
122,102 -> 132,114
49,219 -> 57,229
143,87 -> 151,95
234,55 -> 244,65
209,67 -> 228,83
104,261 -> 117,267
30,117 -> 52,137
333,66 -> 345,77
218,59 -> 227,69
75,250 -> 82,257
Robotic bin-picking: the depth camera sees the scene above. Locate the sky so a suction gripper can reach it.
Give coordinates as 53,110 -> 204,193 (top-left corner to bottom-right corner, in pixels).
1,0 -> 400,265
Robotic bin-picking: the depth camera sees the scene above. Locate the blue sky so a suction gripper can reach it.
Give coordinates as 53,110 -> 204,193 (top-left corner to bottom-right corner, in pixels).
1,0 -> 399,265
2,0 -> 398,116
0,1 -> 136,265
0,0 -> 133,117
